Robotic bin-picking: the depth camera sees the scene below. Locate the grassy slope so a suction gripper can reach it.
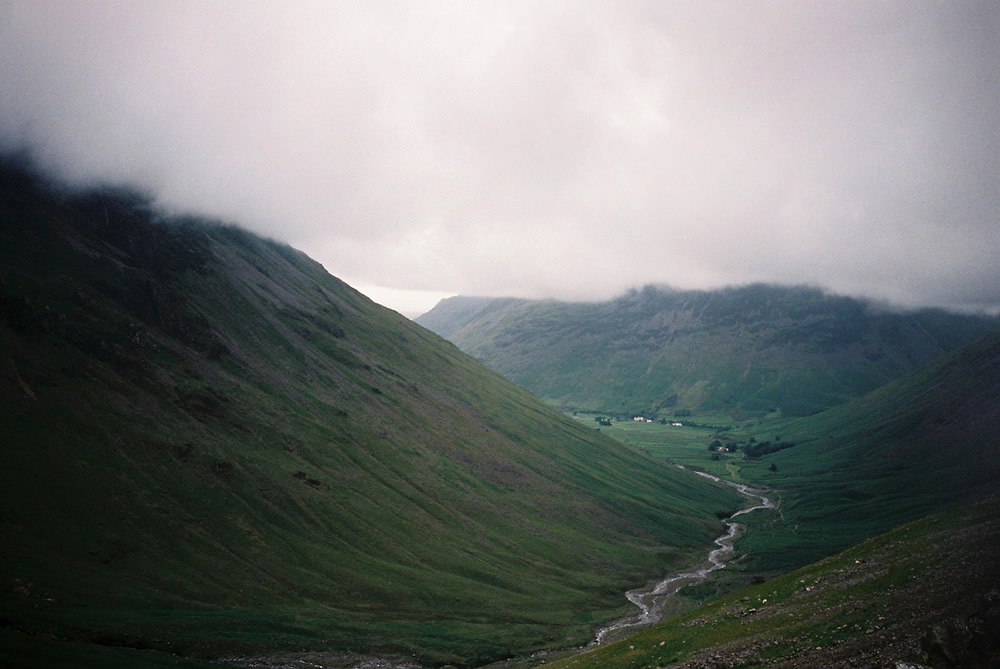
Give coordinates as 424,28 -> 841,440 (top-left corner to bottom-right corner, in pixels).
419,288 -> 998,418
0,164 -> 743,667
543,497 -> 1000,668
534,333 -> 1000,667
733,329 -> 1000,574
576,329 -> 1000,623
592,330 -> 1000,575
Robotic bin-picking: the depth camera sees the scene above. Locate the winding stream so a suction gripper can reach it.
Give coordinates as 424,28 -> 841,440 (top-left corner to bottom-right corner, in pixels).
593,467 -> 777,644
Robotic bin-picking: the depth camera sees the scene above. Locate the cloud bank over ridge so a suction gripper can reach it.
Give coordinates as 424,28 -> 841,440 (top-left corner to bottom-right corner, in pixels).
2,1 -> 998,314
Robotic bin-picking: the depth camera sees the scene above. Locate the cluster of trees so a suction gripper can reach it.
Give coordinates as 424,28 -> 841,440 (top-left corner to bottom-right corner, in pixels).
743,439 -> 797,458
705,434 -> 796,460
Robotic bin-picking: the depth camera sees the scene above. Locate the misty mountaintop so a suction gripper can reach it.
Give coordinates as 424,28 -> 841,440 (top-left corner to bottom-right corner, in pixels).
418,285 -> 999,417
0,161 -> 742,666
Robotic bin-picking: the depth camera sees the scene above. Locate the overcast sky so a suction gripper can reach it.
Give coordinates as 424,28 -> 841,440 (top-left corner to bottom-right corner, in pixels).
2,1 -> 998,316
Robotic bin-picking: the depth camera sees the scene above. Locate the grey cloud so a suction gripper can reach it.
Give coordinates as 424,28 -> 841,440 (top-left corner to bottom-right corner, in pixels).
1,0 -> 997,314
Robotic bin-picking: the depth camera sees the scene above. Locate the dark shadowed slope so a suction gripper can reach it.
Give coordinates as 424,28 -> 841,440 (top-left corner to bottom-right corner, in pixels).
732,328 -> 1000,574
418,288 -> 998,418
0,162 -> 742,667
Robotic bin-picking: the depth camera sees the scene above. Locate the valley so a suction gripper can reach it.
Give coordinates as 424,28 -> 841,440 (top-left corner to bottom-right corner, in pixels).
0,162 -> 743,667
2,160 -> 998,668
594,470 -> 777,645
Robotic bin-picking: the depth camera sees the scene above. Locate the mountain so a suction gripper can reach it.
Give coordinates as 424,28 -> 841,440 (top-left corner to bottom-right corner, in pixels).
417,287 -> 999,418
0,161 -> 743,667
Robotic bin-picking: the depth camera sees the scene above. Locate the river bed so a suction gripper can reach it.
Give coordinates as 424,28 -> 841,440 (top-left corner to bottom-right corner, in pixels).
593,467 -> 777,644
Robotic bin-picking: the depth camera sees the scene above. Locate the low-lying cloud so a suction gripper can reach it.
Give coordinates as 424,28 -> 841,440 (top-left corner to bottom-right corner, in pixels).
2,1 -> 998,315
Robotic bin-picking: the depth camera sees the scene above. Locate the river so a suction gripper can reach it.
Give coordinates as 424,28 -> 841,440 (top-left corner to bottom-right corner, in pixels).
593,466 -> 777,644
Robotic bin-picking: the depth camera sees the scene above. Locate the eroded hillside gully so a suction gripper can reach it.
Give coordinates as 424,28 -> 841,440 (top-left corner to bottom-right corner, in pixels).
594,467 -> 777,645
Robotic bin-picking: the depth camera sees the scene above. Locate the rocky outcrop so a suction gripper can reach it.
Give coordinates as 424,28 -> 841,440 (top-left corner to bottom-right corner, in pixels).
916,589 -> 1000,668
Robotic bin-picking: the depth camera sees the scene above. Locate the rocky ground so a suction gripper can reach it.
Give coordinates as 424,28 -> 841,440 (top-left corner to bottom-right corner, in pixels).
663,509 -> 1000,668
219,651 -> 423,669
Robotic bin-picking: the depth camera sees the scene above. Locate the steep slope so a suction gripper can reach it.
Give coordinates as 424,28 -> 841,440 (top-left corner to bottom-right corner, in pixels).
0,162 -> 743,666
418,287 -> 998,417
544,497 -> 1000,669
731,328 -> 1000,573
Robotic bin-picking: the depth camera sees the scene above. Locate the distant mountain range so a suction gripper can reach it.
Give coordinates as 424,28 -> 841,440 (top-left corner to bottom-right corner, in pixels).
0,161 -> 741,666
418,286 -> 999,417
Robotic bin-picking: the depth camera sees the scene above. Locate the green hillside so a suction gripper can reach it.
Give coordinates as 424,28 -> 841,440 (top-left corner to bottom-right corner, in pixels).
418,287 -> 998,418
0,162 -> 743,667
543,497 -> 1000,669
567,328 -> 1000,648
542,329 -> 1000,665
593,328 -> 1000,576
734,328 -> 1000,574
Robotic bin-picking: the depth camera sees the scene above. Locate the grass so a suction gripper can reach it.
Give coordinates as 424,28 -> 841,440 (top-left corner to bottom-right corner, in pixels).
583,331 -> 1000,590
543,496 -> 1000,668
0,163 -> 745,667
0,629 -> 218,669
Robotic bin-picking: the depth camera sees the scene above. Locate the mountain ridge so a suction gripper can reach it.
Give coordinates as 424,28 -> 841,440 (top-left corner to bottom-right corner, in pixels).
418,287 -> 999,417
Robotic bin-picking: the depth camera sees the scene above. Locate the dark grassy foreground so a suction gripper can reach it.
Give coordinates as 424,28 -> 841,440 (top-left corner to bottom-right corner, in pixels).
542,497 -> 1000,668
0,162 -> 742,667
